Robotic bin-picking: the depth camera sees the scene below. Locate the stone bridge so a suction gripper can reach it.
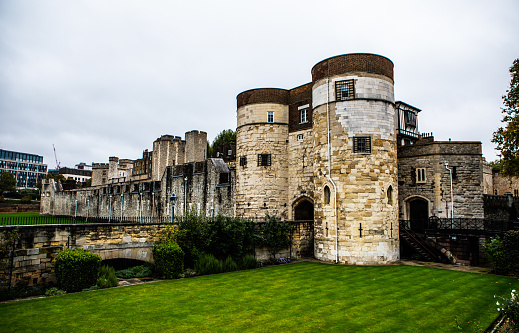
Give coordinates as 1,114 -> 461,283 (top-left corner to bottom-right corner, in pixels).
1,223 -> 163,287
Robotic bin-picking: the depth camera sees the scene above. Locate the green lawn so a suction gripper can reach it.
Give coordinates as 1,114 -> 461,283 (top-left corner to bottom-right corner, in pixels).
0,212 -> 84,226
0,262 -> 517,332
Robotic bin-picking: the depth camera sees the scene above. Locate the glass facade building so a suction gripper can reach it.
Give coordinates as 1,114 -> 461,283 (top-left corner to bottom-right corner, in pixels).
0,149 -> 48,188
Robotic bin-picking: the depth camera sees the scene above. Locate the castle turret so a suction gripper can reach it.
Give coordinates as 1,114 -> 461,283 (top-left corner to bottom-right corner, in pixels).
311,53 -> 399,264
236,88 -> 290,219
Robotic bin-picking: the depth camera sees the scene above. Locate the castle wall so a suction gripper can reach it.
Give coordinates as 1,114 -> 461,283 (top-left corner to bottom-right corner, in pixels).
185,130 -> 207,163
236,96 -> 289,219
311,54 -> 399,265
397,141 -> 485,219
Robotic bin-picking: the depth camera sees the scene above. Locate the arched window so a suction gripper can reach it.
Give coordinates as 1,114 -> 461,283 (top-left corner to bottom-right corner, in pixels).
324,185 -> 331,205
387,186 -> 393,205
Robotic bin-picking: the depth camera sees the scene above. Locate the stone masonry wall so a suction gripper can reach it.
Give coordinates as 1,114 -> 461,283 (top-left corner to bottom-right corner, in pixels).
1,224 -> 162,287
397,141 -> 484,219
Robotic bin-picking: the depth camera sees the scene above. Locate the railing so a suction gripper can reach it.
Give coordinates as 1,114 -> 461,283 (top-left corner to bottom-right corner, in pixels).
400,218 -> 519,236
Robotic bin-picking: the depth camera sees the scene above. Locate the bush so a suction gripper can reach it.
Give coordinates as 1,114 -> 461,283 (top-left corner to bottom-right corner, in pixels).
20,196 -> 32,204
222,256 -> 238,272
195,254 -> 222,275
260,215 -> 293,259
503,230 -> 519,273
496,289 -> 519,331
152,241 -> 184,279
45,287 -> 66,297
0,196 -> 4,202
486,237 -> 510,274
97,265 -> 118,288
116,265 -> 153,279
239,255 -> 259,270
54,248 -> 101,292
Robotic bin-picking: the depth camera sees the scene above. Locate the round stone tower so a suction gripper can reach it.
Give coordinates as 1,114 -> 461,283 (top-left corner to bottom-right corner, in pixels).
311,53 -> 399,264
236,88 -> 289,220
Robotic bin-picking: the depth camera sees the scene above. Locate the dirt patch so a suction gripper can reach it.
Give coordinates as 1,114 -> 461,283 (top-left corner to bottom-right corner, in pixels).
0,204 -> 40,213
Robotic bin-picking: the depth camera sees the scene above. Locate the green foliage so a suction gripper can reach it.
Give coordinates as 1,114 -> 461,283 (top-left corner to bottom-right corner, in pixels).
208,129 -> 236,158
496,289 -> 519,332
115,265 -> 153,279
195,254 -> 222,275
54,248 -> 101,292
0,195 -> 4,202
493,58 -> 519,176
486,237 -> 510,274
20,196 -> 32,204
222,256 -> 238,272
82,284 -> 100,291
152,240 -> 184,279
44,287 -> 66,297
259,214 -> 293,259
0,172 -> 16,196
503,230 -> 519,273
239,255 -> 259,270
0,285 -> 48,301
97,265 -> 119,288
0,229 -> 19,289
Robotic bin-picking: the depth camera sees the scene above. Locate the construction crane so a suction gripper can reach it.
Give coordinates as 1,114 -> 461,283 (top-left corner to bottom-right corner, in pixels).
53,144 -> 61,170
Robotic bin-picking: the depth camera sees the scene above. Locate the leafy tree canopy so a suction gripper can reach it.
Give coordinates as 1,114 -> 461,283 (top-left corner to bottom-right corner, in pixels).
207,129 -> 236,158
0,172 -> 16,195
493,58 -> 519,176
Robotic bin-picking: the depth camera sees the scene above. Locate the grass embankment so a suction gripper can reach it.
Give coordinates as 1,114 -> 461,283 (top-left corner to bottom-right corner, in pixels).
0,212 -> 80,226
0,262 -> 517,332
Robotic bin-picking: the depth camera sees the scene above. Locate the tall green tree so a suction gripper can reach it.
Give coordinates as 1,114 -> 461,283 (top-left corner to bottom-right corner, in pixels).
207,129 -> 236,158
0,172 -> 16,196
493,58 -> 519,176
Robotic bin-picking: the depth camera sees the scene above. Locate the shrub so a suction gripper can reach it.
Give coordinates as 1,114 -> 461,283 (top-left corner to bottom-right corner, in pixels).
260,215 -> 293,259
54,248 -> 101,292
152,240 -> 184,279
239,255 -> 259,270
486,237 -> 510,274
0,195 -> 4,202
503,230 -> 519,273
195,254 -> 222,275
20,196 -> 32,204
222,256 -> 238,272
97,265 -> 119,288
45,287 -> 66,297
496,289 -> 519,331
116,265 -> 153,279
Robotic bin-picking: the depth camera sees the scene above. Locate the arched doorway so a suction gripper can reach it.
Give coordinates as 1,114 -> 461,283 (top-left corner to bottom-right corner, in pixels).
294,199 -> 314,221
408,197 -> 429,233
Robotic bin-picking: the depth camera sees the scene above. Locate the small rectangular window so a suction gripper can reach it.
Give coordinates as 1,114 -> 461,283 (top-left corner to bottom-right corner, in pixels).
416,168 -> 426,183
300,109 -> 308,124
353,137 -> 371,154
515,189 -> 518,197
267,111 -> 274,123
335,79 -> 355,101
257,154 -> 271,167
297,134 -> 304,140
228,150 -> 232,156
240,156 -> 247,167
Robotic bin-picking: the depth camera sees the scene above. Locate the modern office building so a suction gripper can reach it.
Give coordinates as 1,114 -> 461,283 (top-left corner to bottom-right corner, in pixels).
0,149 -> 48,189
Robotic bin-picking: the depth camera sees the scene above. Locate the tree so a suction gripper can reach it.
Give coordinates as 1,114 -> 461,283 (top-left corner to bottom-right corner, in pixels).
207,129 -> 236,158
0,172 -> 16,196
493,58 -> 519,176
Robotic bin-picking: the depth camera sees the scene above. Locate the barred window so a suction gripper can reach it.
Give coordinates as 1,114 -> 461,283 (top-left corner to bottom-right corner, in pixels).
353,137 -> 371,154
335,79 -> 355,101
239,156 -> 247,167
257,154 -> 271,167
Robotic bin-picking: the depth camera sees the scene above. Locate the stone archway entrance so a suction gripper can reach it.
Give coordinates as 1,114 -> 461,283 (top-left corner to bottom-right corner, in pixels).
408,198 -> 429,233
293,199 -> 314,221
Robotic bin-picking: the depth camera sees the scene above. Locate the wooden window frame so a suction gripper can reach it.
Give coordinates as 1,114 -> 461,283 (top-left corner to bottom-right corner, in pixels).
257,154 -> 271,167
335,79 -> 355,101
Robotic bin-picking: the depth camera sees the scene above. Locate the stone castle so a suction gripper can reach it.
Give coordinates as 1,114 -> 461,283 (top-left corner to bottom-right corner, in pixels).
42,53 -> 507,265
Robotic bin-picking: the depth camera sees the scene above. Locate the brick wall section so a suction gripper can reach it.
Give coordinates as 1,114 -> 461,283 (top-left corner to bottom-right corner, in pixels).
237,88 -> 290,109
397,141 -> 485,219
288,83 -> 312,133
311,53 -> 394,82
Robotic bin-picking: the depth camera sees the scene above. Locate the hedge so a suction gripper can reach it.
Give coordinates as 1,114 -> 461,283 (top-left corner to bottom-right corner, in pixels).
54,248 -> 101,292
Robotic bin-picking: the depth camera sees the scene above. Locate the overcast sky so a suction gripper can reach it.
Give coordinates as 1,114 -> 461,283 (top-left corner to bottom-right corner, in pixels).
1,1 -> 518,169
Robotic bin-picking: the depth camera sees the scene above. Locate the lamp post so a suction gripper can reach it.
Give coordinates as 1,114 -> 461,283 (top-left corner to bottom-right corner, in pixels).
170,194 -> 177,224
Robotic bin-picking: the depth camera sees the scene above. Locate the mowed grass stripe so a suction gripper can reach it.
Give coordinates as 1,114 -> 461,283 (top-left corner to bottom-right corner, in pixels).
0,261 -> 517,333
